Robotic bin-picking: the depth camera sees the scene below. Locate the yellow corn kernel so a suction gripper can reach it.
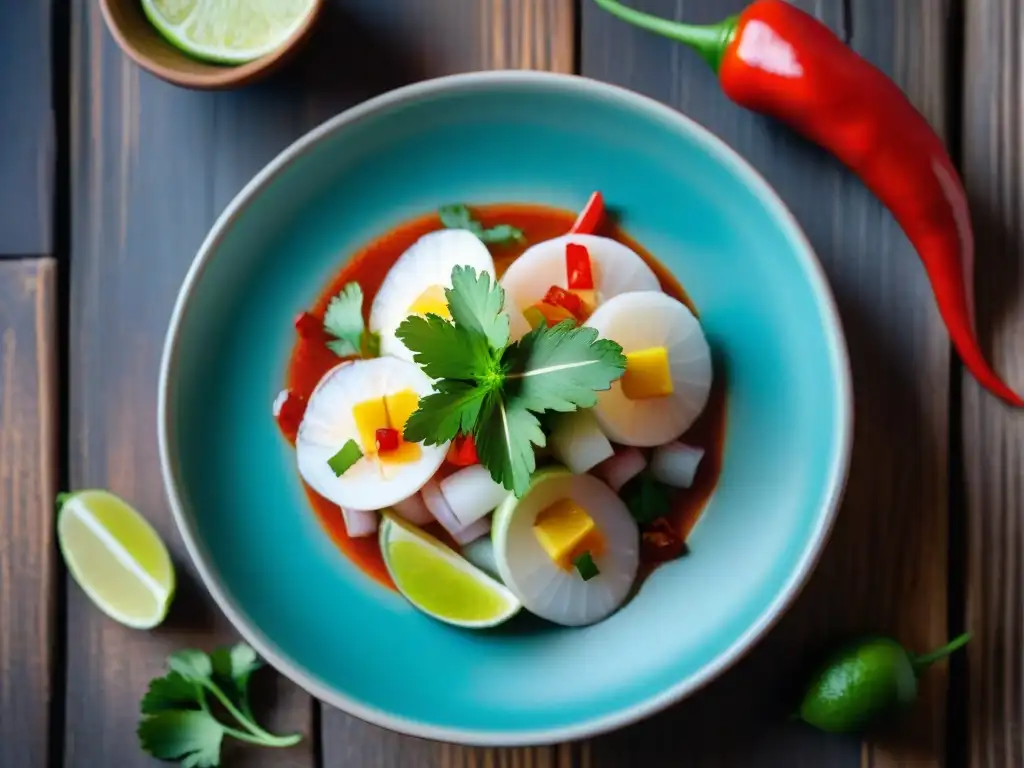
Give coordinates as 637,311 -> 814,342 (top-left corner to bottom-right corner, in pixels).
385,389 -> 420,433
407,284 -> 451,319
533,498 -> 596,567
352,397 -> 389,453
621,346 -> 673,400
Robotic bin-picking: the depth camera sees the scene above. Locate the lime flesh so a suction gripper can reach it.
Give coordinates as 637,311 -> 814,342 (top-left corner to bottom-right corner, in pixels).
141,0 -> 317,65
380,516 -> 519,629
57,490 -> 175,629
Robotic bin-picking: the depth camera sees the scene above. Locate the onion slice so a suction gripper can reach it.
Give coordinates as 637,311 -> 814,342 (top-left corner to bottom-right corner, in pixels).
461,537 -> 501,580
439,465 -> 511,527
391,493 -> 433,525
341,507 -> 379,538
452,516 -> 491,546
650,442 -> 705,488
549,408 -> 615,475
593,447 -> 647,492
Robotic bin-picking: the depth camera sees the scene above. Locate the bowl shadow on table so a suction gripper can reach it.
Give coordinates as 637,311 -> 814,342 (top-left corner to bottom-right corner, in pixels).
585,282 -> 948,765
248,1 -> 430,117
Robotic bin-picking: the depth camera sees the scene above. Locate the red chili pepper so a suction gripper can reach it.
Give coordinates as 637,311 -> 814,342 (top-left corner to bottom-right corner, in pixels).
543,285 -> 584,317
566,243 -> 595,290
447,434 -> 479,466
570,191 -> 606,235
640,517 -> 686,563
592,0 -> 1022,408
375,428 -> 399,452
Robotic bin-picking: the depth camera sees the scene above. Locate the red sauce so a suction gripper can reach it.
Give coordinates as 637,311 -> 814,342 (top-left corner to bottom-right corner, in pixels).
277,204 -> 728,588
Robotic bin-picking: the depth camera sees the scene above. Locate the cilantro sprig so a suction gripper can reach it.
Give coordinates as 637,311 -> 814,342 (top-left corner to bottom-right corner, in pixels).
323,282 -> 380,358
439,204 -> 526,246
397,266 -> 626,496
138,643 -> 301,767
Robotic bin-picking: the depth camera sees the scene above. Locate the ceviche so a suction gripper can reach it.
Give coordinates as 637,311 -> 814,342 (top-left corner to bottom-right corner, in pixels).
275,193 -> 726,628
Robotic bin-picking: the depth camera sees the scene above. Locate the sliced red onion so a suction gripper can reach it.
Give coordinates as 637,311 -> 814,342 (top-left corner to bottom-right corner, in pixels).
593,447 -> 647,492
452,515 -> 491,546
439,465 -> 511,527
341,507 -> 378,538
549,408 -> 614,474
391,493 -> 433,525
650,442 -> 705,489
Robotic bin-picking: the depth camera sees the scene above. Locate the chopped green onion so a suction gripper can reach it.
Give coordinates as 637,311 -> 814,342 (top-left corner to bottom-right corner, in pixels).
327,439 -> 363,477
573,551 -> 600,581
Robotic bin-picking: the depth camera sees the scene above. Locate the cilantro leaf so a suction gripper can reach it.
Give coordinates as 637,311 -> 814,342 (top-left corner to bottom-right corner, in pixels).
211,643 -> 263,709
622,472 -> 672,524
438,204 -> 525,246
138,710 -> 224,768
323,282 -> 379,358
502,321 -> 627,412
403,381 -> 489,446
168,649 -> 213,683
473,391 -> 546,496
446,265 -> 509,351
396,313 -> 491,380
141,672 -> 200,714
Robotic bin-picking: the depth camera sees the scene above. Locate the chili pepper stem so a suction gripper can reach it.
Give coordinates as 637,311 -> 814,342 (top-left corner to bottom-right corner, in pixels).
910,632 -> 971,674
591,0 -> 738,73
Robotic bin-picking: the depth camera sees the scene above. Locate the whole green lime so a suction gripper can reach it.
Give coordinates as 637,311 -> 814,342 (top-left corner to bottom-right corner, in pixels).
797,632 -> 970,733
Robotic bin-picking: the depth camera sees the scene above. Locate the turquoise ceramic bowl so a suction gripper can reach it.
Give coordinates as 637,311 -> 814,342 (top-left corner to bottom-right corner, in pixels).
159,71 -> 852,745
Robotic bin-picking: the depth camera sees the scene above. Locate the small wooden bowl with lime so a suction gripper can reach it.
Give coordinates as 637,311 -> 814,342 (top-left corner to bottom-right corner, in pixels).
99,0 -> 323,90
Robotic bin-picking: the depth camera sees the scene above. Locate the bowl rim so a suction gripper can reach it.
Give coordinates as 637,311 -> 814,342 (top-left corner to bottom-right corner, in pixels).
157,70 -> 854,747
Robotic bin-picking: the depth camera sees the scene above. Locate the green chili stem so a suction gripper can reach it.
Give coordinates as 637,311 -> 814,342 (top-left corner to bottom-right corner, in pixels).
590,0 -> 739,73
911,632 -> 972,673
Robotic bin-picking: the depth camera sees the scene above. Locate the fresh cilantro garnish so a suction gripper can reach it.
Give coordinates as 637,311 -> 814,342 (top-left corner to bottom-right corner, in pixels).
397,266 -> 625,496
573,551 -> 600,581
138,643 -> 301,767
439,204 -> 526,246
323,282 -> 379,358
622,471 -> 672,524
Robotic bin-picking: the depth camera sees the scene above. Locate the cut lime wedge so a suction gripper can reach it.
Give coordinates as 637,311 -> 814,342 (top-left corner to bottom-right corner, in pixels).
57,490 -> 175,630
379,514 -> 520,629
141,0 -> 318,65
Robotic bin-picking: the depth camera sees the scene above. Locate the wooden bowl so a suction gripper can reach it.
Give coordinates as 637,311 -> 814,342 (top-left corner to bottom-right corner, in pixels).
99,0 -> 323,90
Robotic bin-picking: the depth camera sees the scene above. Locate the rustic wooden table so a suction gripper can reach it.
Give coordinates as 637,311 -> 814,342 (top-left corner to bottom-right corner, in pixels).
2,0 -> 1022,766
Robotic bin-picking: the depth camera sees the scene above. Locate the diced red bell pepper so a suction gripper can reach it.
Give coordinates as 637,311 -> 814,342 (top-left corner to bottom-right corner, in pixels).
569,191 -> 605,235
566,243 -> 594,290
543,285 -> 584,317
640,517 -> 686,563
528,302 -> 577,328
375,428 -> 400,453
447,434 -> 479,466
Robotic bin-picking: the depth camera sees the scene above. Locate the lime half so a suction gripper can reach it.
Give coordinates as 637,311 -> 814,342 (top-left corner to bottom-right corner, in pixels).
57,490 -> 175,630
141,0 -> 318,65
379,515 -> 520,629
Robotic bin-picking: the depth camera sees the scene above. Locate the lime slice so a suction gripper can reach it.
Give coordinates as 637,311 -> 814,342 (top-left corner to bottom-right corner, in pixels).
141,0 -> 317,65
57,490 -> 176,630
379,514 -> 520,629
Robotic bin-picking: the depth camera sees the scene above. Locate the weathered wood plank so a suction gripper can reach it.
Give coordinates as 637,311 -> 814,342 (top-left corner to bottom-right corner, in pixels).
66,3 -> 317,767
961,2 -> 1024,767
581,1 -> 952,766
0,259 -> 58,768
68,0 -> 575,765
0,4 -> 54,256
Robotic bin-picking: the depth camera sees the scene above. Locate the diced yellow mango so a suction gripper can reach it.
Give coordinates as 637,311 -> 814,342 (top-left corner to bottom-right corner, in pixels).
385,389 -> 420,433
572,289 -> 597,316
379,440 -> 422,466
352,397 -> 389,453
621,346 -> 673,400
408,284 -> 451,319
533,499 -> 596,567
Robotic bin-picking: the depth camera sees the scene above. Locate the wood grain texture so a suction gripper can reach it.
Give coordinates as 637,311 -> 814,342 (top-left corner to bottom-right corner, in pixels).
68,0 -> 575,765
0,259 -> 58,768
961,1 -> 1024,767
581,1 -> 952,766
0,3 -> 54,256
